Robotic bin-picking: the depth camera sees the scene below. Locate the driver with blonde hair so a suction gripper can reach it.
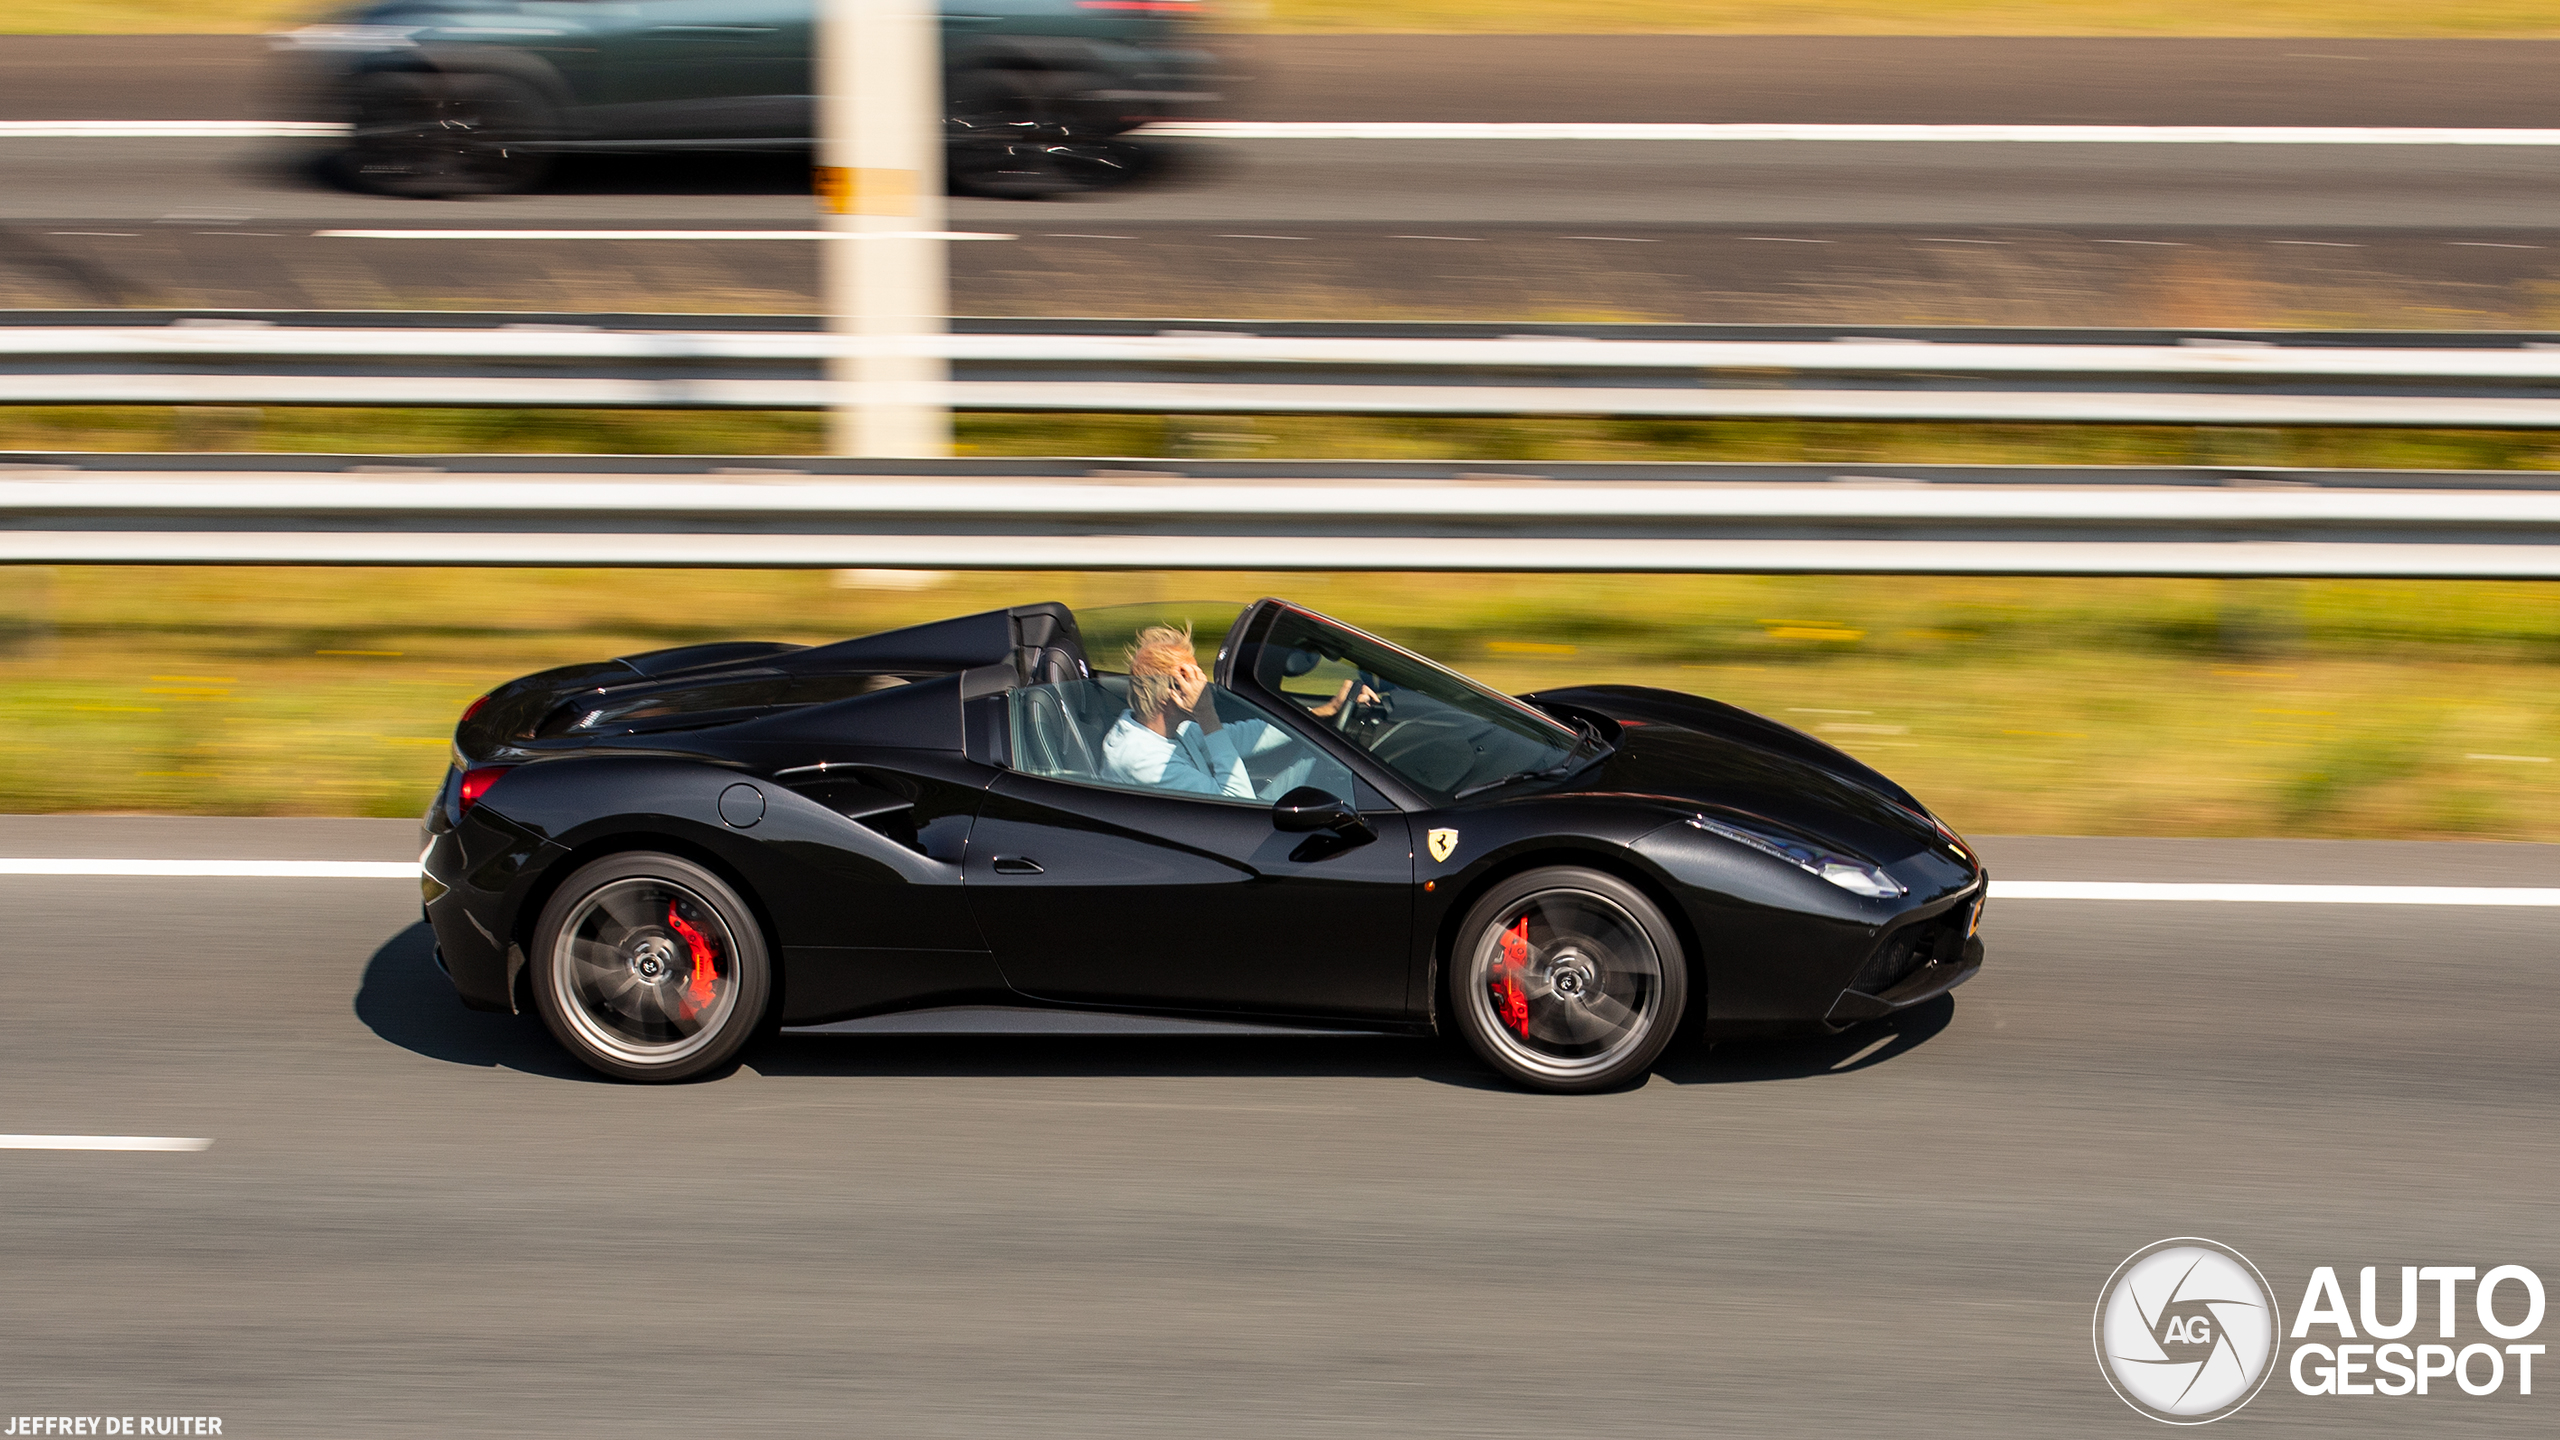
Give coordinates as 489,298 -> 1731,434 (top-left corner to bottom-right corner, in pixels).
1101,623 -> 1311,799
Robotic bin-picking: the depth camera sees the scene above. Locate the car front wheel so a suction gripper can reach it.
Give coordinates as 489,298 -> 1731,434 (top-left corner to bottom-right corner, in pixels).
1449,867 -> 1688,1093
946,66 -> 1147,198
531,852 -> 771,1082
342,71 -> 552,197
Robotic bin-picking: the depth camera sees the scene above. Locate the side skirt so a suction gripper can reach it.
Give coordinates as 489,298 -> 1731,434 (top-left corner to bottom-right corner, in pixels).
783,1006 -> 1419,1039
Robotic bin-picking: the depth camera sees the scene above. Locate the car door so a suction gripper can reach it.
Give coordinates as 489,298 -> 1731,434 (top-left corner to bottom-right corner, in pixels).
966,678 -> 1416,1021
580,0 -> 808,140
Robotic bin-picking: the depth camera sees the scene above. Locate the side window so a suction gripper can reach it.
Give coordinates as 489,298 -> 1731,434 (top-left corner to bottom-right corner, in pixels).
1008,679 -> 1357,807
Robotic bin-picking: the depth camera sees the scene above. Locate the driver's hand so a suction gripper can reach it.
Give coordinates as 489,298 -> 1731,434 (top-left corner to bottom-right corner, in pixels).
1173,661 -> 1218,729
1310,680 -> 1385,719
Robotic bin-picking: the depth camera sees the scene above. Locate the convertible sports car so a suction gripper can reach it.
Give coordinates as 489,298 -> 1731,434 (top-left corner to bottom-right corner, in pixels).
420,599 -> 1985,1092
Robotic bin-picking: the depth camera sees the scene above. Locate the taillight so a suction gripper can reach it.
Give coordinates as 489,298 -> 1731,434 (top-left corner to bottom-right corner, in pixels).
456,765 -> 513,816
460,693 -> 491,723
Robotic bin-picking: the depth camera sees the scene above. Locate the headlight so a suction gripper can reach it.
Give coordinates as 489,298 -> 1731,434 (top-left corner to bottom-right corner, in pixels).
270,24 -> 423,51
1687,814 -> 1907,899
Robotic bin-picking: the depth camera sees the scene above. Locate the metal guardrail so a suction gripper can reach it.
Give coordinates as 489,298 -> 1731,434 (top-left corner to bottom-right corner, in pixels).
8,458 -> 2560,575
2,321 -> 2558,425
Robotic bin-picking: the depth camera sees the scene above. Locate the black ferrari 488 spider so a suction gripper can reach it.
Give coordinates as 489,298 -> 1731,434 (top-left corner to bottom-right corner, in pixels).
420,598 -> 1985,1092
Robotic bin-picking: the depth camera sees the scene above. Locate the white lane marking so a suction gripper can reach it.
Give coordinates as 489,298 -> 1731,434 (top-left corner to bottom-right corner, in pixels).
314,229 -> 1015,241
0,120 -> 343,138
1992,881 -> 2560,904
22,120 -> 2560,146
0,1135 -> 211,1151
0,859 -> 418,878
1149,121 -> 2560,146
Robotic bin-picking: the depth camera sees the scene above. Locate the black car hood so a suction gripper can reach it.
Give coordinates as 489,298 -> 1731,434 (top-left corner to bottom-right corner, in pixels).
1526,684 -> 1947,865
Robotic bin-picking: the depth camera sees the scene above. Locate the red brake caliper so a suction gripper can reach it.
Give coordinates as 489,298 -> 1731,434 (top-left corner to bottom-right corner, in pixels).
666,902 -> 721,1021
1492,917 -> 1532,1037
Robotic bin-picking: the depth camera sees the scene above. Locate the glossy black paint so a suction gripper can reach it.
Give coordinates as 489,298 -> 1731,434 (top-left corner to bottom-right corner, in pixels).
969,770 -> 1415,1021
420,599 -> 1986,1049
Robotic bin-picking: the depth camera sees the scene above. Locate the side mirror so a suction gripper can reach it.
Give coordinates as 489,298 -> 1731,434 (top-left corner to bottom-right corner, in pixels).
1273,785 -> 1374,842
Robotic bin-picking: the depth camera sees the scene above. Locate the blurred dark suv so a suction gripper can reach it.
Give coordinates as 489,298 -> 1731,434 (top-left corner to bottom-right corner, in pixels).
274,0 -> 1219,196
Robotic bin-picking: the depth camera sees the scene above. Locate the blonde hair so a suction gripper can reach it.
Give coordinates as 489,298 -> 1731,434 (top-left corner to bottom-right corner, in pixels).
1123,622 -> 1196,718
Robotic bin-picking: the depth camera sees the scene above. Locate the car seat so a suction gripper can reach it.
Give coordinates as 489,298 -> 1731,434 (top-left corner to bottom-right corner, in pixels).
1013,684 -> 1100,780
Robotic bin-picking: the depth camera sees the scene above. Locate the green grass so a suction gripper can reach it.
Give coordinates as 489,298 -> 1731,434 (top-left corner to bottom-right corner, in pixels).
5,406 -> 2557,836
6,566 -> 2560,839
0,406 -> 829,457
6,406 -> 2560,471
12,1 -> 2560,36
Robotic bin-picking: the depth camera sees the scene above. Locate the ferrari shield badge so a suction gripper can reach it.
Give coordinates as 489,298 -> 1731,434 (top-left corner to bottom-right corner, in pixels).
1428,828 -> 1460,863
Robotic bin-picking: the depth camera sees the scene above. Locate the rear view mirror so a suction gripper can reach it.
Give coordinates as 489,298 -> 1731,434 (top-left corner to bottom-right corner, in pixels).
1273,786 -> 1372,841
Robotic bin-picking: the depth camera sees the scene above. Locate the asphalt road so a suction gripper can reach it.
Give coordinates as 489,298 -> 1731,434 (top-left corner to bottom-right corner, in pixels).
3,816 -> 2553,1436
14,136 -> 2551,232
2,141 -> 2552,321
2,36 -> 2557,318
7,35 -> 2560,128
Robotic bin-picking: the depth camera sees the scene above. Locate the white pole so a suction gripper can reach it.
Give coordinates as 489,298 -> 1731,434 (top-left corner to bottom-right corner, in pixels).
816,0 -> 950,458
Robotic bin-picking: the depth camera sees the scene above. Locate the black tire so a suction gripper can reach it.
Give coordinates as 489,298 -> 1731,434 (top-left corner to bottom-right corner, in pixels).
530,852 -> 772,1082
341,70 -> 553,198
946,66 -> 1146,199
1447,866 -> 1689,1093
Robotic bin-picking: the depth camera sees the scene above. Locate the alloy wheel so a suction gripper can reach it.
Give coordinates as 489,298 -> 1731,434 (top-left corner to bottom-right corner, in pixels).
550,876 -> 744,1069
1454,869 -> 1685,1091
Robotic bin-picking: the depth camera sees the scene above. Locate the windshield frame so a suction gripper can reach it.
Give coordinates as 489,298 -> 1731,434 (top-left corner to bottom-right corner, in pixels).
1218,599 -> 1612,809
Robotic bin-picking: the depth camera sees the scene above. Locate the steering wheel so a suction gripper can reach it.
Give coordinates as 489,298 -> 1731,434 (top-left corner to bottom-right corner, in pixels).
1335,669 -> 1394,741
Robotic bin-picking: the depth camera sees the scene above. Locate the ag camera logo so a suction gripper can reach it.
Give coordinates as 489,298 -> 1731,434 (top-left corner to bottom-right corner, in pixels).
2095,1238 -> 2282,1424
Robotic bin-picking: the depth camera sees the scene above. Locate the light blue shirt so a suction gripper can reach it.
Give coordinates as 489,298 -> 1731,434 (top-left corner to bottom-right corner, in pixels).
1100,712 -> 1296,799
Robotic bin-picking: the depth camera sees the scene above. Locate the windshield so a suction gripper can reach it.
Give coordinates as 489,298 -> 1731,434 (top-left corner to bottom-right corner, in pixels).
1245,605 -> 1607,804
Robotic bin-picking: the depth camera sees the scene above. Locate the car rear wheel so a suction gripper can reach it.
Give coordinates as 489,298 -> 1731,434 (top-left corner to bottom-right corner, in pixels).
946,66 -> 1146,199
1449,867 -> 1687,1093
343,71 -> 552,197
531,853 -> 770,1082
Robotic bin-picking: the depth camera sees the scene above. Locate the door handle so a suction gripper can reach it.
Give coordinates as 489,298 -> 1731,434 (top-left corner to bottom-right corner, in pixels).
992,856 -> 1044,875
